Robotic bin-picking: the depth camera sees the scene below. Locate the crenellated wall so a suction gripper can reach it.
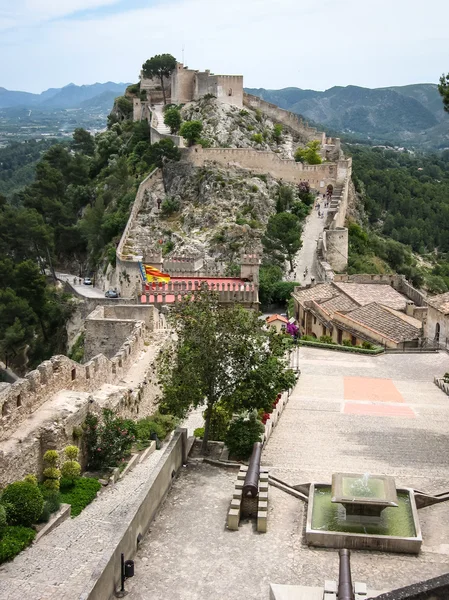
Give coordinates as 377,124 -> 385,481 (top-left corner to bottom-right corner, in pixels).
182,146 -> 350,188
0,319 -> 146,442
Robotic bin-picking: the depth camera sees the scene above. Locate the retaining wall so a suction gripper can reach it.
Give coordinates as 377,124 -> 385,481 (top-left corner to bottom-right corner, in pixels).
369,573 -> 449,599
83,429 -> 187,600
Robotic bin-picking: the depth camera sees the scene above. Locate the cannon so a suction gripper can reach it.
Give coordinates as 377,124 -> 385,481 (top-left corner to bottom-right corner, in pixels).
338,549 -> 355,600
242,442 -> 262,498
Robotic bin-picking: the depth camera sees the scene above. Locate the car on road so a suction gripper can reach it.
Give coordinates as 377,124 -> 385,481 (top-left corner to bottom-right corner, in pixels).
83,277 -> 92,285
105,289 -> 119,298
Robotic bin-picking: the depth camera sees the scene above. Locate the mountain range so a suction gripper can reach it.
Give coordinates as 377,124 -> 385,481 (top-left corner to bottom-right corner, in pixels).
0,82 -> 130,111
245,84 -> 449,149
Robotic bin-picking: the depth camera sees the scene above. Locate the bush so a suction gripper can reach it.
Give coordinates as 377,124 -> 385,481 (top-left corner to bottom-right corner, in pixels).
342,339 -> 353,347
42,491 -> 61,513
362,341 -> 374,350
0,505 -> 7,531
161,197 -> 180,216
251,133 -> 263,145
179,120 -> 203,146
84,409 -> 136,470
203,403 -> 232,442
0,526 -> 36,564
1,481 -> 44,526
152,412 -> 179,437
59,477 -> 102,517
23,474 -> 38,486
42,450 -> 60,492
225,412 -> 265,460
319,335 -> 336,345
136,419 -> 165,442
64,446 -> 79,460
194,427 -> 205,438
163,107 -> 182,134
273,123 -> 283,144
61,461 -> 81,482
197,138 -> 212,148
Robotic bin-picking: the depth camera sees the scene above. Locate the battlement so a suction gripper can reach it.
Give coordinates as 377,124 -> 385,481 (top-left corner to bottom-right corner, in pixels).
0,318 -> 146,441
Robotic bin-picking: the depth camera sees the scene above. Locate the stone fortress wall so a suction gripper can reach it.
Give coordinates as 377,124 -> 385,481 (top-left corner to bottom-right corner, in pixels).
0,304 -> 167,487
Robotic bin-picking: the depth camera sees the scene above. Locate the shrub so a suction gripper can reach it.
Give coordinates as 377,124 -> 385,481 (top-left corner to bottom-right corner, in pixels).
342,339 -> 353,347
23,474 -> 38,486
251,133 -> 263,145
152,412 -> 179,437
163,107 -> 182,134
179,120 -> 203,146
198,138 -> 212,148
203,403 -> 232,442
136,419 -> 165,442
319,335 -> 335,345
362,341 -> 374,350
301,335 -> 316,341
225,412 -> 265,460
1,481 -> 44,526
194,427 -> 205,438
64,446 -> 79,460
84,409 -> 136,470
42,450 -> 60,492
0,526 -> 36,564
239,110 -> 249,117
255,108 -> 262,123
61,445 -> 82,484
0,505 -> 7,531
273,123 -> 283,144
59,478 -> 102,517
161,197 -> 180,217
42,491 -> 61,513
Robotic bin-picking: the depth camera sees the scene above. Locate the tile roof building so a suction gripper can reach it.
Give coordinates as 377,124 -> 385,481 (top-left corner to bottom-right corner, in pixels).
292,279 -> 424,349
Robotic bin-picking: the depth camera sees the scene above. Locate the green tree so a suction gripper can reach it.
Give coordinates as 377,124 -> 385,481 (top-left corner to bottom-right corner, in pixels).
142,54 -> 177,105
275,185 -> 294,213
157,287 -> 295,453
438,72 -> 449,112
273,123 -> 283,144
71,128 -> 95,156
163,107 -> 182,134
148,139 -> 181,168
263,212 -> 302,272
179,121 -> 203,146
295,140 -> 322,165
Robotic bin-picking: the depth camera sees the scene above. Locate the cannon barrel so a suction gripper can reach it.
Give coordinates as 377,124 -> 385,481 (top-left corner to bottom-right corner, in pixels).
242,442 -> 262,498
338,549 -> 355,600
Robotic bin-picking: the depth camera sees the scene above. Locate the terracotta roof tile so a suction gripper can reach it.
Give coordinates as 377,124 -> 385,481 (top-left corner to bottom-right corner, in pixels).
427,292 -> 449,315
333,282 -> 407,311
344,302 -> 421,343
267,315 -> 288,324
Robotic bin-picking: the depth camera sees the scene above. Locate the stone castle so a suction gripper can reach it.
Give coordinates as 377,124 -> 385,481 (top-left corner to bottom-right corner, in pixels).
0,61 -> 352,488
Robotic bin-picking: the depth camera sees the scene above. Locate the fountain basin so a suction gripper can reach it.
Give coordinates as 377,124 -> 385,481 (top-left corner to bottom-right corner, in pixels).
306,484 -> 422,554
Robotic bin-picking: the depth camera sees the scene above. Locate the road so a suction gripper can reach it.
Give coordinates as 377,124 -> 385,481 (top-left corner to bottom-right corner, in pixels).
293,202 -> 328,285
56,272 -> 105,299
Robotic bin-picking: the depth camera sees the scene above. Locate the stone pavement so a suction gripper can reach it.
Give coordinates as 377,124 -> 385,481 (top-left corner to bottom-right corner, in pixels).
294,201 -> 327,284
124,349 -> 449,599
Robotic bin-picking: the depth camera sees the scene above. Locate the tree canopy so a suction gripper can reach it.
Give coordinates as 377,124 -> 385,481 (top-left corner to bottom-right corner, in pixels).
163,107 -> 182,134
179,120 -> 203,146
157,287 -> 295,452
294,140 -> 322,165
439,72 -> 449,113
142,54 -> 177,104
263,212 -> 302,271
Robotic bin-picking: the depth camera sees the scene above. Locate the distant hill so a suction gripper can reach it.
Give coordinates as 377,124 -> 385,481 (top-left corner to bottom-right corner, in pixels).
0,82 -> 130,110
245,84 -> 449,149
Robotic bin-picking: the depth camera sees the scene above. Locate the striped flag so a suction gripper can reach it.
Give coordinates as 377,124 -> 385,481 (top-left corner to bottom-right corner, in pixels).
139,262 -> 171,283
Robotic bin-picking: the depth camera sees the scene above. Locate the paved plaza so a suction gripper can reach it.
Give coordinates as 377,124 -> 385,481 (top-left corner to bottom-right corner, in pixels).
126,348 -> 449,599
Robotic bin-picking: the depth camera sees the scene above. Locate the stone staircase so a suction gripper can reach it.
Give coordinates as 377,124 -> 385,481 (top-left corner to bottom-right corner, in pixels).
152,104 -> 171,134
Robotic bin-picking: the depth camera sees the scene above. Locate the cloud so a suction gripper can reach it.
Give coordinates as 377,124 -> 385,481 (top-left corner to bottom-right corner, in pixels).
1,0 -> 448,92
0,0 -> 121,30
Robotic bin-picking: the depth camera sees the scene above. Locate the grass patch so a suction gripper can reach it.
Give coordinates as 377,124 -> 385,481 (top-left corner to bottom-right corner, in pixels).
0,525 -> 36,564
60,477 -> 102,517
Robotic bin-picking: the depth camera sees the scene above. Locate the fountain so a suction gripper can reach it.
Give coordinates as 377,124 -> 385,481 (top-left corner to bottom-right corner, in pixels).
306,472 -> 422,553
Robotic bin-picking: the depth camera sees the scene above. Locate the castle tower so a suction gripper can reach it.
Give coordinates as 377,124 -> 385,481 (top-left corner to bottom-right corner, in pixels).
240,254 -> 261,284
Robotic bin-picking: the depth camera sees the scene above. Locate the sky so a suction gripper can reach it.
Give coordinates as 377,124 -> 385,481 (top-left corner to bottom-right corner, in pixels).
0,0 -> 448,93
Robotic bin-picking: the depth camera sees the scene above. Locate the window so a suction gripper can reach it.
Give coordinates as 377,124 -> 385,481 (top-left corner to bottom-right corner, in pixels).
337,329 -> 343,344
435,322 -> 441,342
313,317 -> 317,325
2,403 -> 7,417
71,368 -> 76,381
351,335 -> 357,346
16,394 -> 22,408
228,88 -> 233,96
322,326 -> 326,336
85,367 -> 90,380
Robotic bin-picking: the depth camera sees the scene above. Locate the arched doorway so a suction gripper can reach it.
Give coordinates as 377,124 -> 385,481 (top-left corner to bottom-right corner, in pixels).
435,322 -> 441,342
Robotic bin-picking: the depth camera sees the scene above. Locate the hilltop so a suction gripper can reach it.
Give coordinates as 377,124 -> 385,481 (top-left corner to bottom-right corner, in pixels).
245,83 -> 449,149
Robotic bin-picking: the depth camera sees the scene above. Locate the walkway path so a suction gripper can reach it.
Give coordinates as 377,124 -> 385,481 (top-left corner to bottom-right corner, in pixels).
152,104 -> 171,135
56,272 -> 105,298
293,201 -> 327,285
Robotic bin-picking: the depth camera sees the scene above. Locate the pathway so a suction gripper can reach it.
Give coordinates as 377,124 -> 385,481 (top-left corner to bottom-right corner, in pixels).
152,104 -> 171,135
293,200 -> 327,284
56,272 -> 105,298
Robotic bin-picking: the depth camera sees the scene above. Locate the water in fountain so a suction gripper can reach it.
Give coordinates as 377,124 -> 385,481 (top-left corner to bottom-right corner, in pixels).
342,474 -> 386,500
311,486 -> 416,537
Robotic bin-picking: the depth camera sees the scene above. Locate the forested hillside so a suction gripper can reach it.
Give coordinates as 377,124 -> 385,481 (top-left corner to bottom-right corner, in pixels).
0,120 -> 180,373
0,139 -> 58,196
349,146 -> 449,292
